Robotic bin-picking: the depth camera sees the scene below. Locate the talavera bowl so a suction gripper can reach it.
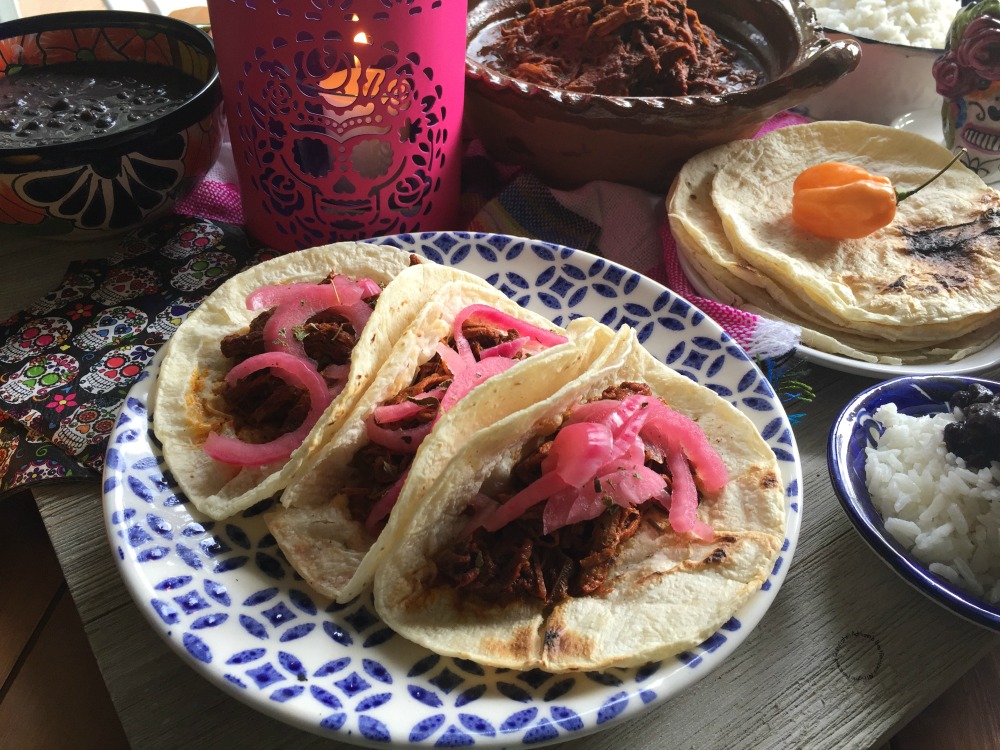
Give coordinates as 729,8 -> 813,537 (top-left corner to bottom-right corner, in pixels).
465,0 -> 861,191
0,11 -> 222,239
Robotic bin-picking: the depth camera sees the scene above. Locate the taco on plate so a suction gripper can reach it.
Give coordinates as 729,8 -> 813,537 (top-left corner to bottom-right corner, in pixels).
153,242 -> 489,520
373,329 -> 786,672
267,284 -> 630,602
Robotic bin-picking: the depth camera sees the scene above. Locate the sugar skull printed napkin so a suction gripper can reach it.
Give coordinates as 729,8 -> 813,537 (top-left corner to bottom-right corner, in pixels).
0,216 -> 271,497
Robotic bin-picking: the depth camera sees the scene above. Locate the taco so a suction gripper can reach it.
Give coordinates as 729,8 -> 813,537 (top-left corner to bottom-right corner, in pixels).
266,284 -> 630,603
373,329 -> 786,672
153,242 -> 489,520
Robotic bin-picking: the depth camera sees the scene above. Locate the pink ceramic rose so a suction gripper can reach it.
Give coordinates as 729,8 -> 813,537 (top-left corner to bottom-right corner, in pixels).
956,15 -> 1000,79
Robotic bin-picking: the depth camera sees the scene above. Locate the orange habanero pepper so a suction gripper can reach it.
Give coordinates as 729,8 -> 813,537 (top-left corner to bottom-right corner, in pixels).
791,162 -> 896,240
790,150 -> 967,241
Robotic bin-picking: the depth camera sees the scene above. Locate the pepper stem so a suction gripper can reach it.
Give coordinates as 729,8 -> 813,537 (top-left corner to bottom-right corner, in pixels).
896,148 -> 968,204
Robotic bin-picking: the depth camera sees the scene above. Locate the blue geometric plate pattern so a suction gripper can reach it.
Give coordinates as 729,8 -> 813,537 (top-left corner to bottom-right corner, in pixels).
104,233 -> 803,747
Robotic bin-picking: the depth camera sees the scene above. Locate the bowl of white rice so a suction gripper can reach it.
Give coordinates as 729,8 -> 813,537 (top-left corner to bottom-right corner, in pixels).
828,375 -> 1000,630
799,0 -> 960,124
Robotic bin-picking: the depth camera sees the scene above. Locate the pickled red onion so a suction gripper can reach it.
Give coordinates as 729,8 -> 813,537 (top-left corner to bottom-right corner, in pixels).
247,279 -> 377,361
664,445 -> 714,540
540,422 -> 614,487
366,469 -> 409,533
364,414 -> 434,454
452,304 -> 567,358
371,386 -> 447,425
207,352 -> 333,466
482,471 -> 569,532
434,341 -> 468,376
246,276 -> 374,310
321,363 -> 351,398
479,336 -> 528,360
482,394 -> 726,539
439,356 -> 515,413
542,465 -> 669,534
640,405 -> 728,493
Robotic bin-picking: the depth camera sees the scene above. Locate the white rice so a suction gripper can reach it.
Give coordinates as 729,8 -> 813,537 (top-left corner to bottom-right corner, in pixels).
864,403 -> 1000,602
805,0 -> 959,48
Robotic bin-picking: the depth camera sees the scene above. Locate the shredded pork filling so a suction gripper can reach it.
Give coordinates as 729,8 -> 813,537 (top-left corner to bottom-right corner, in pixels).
217,273 -> 377,444
433,382 -> 682,606
343,322 -> 525,529
483,0 -> 761,96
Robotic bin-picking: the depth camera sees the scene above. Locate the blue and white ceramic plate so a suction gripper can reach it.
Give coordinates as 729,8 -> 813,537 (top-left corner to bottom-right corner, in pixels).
104,233 -> 803,747
828,375 -> 1000,631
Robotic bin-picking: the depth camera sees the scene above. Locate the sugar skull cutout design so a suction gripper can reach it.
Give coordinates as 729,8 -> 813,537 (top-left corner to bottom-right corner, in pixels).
0,353 -> 80,404
0,317 -> 73,363
53,402 -> 120,457
171,251 -> 238,292
78,344 -> 157,394
228,9 -> 455,247
935,1 -> 1000,183
91,266 -> 160,307
162,221 -> 226,260
73,306 -> 148,352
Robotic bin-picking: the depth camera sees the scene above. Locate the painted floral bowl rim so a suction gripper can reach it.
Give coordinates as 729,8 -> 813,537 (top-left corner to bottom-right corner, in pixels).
0,10 -> 219,160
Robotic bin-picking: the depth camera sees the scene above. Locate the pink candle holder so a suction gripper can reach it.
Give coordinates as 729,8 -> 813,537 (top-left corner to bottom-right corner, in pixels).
206,0 -> 467,251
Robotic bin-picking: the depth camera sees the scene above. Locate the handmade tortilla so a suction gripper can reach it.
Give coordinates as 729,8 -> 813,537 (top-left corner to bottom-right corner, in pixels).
667,126 -> 1000,364
711,121 -> 1000,336
267,294 -> 628,603
374,329 -> 786,672
153,243 -> 489,520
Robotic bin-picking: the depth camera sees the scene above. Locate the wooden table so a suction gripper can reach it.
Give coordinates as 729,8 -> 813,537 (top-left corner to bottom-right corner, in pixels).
4,233 -> 999,749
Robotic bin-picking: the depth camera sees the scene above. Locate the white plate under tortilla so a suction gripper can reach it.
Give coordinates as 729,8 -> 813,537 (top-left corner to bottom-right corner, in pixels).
676,246 -> 1000,379
891,107 -> 946,147
103,232 -> 802,748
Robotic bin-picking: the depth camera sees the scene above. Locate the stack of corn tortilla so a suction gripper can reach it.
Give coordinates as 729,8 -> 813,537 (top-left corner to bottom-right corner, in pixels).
667,121 -> 1000,365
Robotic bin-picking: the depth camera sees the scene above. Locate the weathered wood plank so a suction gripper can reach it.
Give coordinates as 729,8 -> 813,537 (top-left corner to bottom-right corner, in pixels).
0,492 -> 64,688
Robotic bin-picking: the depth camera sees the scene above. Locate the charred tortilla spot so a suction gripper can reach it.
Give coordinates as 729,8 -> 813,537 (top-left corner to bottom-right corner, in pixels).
540,615 -> 594,662
887,276 -> 907,291
759,472 -> 780,491
704,548 -> 727,564
484,625 -> 536,661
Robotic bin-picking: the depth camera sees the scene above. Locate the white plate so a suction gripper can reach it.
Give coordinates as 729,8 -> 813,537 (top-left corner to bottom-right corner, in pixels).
104,232 -> 802,747
891,107 -> 946,146
676,246 -> 1000,379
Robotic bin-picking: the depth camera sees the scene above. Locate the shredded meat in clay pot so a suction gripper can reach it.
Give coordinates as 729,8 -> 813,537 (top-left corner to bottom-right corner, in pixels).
484,0 -> 762,96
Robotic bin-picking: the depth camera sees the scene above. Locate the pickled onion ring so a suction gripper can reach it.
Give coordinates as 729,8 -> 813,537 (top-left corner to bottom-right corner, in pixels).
207,352 -> 332,466
247,279 -> 377,361
364,413 -> 434,454
439,356 -> 516,413
452,304 -> 567,358
664,445 -> 714,540
366,469 -> 409,533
